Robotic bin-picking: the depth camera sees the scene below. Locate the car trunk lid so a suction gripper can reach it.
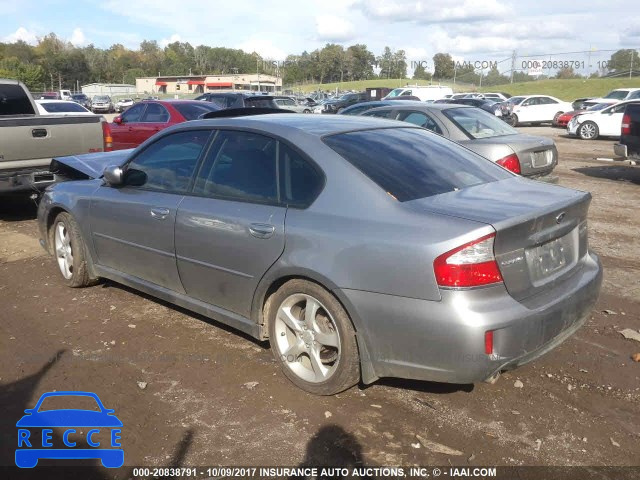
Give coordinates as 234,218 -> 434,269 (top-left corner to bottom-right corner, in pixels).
473,133 -> 558,177
406,177 -> 590,301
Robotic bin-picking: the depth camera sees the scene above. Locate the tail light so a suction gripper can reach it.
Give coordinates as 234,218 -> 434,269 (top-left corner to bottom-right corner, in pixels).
433,233 -> 503,288
484,330 -> 494,355
496,153 -> 521,174
621,113 -> 631,136
102,120 -> 113,152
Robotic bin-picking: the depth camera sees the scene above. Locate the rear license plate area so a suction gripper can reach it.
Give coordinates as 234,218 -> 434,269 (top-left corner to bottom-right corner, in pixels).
531,150 -> 552,168
525,227 -> 578,285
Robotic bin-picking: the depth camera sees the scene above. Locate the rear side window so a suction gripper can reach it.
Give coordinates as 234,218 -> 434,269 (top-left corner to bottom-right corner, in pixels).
279,143 -> 323,207
323,128 -> 510,202
0,84 -> 36,115
396,111 -> 442,134
173,102 -> 220,120
141,103 -> 170,122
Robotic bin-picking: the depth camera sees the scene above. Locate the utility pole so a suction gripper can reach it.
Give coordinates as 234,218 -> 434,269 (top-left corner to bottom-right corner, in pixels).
631,50 -> 635,79
510,50 -> 517,83
58,73 -> 62,91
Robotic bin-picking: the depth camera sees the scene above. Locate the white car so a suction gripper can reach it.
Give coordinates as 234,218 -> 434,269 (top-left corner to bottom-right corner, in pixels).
508,95 -> 573,126
115,98 -> 135,113
35,100 -> 96,116
567,100 -> 640,140
589,88 -> 640,104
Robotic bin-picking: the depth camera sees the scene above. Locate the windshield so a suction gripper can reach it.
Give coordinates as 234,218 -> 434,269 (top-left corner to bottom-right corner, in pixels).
71,94 -> 87,100
386,88 -> 405,98
443,107 -> 519,139
506,96 -> 525,105
40,102 -> 89,113
604,90 -> 629,100
94,96 -> 109,102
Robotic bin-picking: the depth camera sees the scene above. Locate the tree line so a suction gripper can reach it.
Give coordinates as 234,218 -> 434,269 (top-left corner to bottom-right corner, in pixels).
0,33 -> 637,92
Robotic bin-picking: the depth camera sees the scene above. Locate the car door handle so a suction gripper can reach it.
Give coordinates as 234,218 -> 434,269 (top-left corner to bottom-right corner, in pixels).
150,207 -> 170,220
32,128 -> 48,138
249,223 -> 275,239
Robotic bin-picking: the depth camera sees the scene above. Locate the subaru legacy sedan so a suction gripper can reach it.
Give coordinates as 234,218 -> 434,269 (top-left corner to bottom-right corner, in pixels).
38,114 -> 602,395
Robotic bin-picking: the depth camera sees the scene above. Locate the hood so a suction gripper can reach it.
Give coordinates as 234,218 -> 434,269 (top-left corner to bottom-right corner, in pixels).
50,150 -> 133,179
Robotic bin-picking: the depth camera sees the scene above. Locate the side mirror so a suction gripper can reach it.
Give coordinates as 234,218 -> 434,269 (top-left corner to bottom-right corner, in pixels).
113,116 -> 123,124
103,165 -> 123,186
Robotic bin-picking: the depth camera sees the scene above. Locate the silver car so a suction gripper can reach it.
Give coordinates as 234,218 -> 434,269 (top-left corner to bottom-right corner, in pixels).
37,114 -> 602,395
273,96 -> 312,113
363,103 -> 558,182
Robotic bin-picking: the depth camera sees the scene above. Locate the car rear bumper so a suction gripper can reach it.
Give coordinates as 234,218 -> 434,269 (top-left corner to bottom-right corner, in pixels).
340,251 -> 602,385
0,169 -> 57,194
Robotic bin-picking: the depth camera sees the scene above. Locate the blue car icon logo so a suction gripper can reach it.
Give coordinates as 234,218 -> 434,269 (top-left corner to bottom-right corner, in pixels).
16,391 -> 123,468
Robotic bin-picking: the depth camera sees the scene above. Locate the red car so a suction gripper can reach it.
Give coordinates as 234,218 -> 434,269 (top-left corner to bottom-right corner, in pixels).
553,110 -> 580,128
110,100 -> 220,150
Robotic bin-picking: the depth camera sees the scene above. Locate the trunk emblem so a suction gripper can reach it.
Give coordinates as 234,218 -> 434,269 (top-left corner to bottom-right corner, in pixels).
556,212 -> 566,224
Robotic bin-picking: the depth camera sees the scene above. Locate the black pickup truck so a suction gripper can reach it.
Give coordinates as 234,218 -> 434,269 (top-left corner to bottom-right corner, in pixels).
614,102 -> 640,160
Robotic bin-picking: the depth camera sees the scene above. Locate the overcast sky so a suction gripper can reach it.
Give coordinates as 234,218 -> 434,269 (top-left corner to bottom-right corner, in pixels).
1,0 -> 638,73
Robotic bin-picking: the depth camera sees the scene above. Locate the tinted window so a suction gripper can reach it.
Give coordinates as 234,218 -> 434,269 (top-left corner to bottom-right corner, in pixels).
193,131 -> 278,203
244,97 -> 278,108
173,102 -> 220,120
121,103 -> 145,122
279,143 -> 323,207
396,111 -> 442,134
141,103 -> 170,122
323,128 -> 509,202
343,104 -> 371,115
0,84 -> 36,115
604,90 -> 629,100
127,130 -> 211,193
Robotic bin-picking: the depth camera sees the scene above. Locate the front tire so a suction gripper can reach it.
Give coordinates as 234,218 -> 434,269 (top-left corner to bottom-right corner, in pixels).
268,279 -> 360,395
506,114 -> 518,127
578,121 -> 599,140
51,212 -> 95,288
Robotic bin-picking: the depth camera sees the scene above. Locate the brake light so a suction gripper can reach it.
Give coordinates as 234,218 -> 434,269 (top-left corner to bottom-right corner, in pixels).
433,233 -> 503,287
102,120 -> 113,152
496,153 -> 521,174
621,113 -> 631,135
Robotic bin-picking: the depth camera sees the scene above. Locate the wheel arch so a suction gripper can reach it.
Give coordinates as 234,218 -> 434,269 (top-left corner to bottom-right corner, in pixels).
252,267 -> 379,384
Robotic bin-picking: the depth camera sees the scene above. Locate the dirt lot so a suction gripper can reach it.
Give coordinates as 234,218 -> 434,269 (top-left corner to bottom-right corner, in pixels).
0,127 -> 639,477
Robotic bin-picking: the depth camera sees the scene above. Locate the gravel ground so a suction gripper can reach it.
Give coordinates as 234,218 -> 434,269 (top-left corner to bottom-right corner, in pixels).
0,126 -> 638,478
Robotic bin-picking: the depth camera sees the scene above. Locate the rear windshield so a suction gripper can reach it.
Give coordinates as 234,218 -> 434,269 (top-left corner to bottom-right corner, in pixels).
323,127 -> 510,202
173,102 -> 220,120
443,107 -> 518,139
40,102 -> 88,113
0,83 -> 36,115
244,97 -> 277,108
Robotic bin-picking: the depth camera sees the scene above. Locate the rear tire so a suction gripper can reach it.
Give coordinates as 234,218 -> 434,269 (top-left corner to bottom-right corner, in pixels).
578,121 -> 599,140
506,114 -> 518,127
50,212 -> 96,288
268,279 -> 360,395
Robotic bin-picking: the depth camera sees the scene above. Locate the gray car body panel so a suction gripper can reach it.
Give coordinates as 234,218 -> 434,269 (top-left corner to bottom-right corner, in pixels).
37,114 -> 602,386
362,104 -> 558,180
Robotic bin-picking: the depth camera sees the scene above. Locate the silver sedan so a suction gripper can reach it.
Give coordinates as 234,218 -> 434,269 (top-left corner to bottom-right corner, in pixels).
363,103 -> 558,182
38,114 -> 601,395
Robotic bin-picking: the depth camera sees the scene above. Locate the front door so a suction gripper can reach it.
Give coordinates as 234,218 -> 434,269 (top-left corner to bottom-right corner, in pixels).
90,129 -> 213,291
110,103 -> 147,150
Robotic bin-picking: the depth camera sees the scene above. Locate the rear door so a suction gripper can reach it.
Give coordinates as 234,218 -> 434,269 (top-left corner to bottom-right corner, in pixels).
175,130 -> 288,317
110,103 -> 146,150
394,109 -> 447,135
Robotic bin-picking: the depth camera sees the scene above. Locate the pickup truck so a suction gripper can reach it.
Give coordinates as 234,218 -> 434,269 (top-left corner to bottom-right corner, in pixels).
614,102 -> 640,162
0,79 -> 112,194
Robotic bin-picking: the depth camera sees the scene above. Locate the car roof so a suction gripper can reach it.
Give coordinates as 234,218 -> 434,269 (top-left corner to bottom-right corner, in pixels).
169,112 -> 419,137
36,99 -> 78,104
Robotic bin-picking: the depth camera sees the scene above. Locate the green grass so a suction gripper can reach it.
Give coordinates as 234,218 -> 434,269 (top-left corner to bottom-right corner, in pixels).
289,77 -> 640,101
479,77 -> 640,101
